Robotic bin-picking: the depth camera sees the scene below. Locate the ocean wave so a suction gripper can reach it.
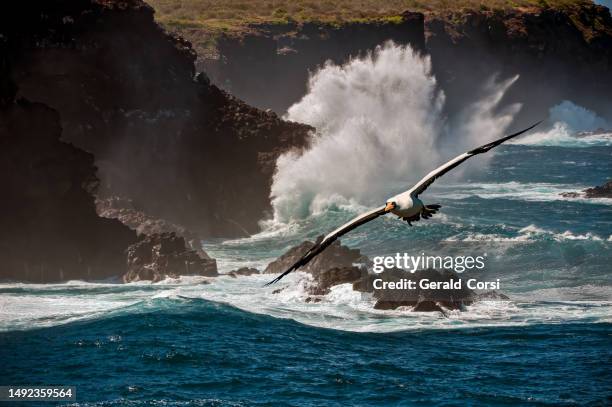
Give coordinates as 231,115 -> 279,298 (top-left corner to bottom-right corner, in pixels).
510,101 -> 612,147
430,181 -> 612,205
511,123 -> 612,147
445,224 -> 609,243
3,274 -> 609,334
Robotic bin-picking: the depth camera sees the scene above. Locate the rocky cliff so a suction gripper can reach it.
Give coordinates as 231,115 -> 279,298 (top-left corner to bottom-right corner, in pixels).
4,0 -> 312,239
197,3 -> 612,125
0,98 -> 137,282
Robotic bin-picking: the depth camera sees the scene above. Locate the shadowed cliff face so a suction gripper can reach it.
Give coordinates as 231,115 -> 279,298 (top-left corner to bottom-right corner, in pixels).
426,6 -> 612,129
4,0 -> 311,238
0,99 -> 137,282
203,5 -> 612,123
206,12 -> 425,114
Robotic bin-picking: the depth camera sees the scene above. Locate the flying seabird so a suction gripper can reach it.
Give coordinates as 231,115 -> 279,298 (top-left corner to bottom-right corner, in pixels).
265,122 -> 541,286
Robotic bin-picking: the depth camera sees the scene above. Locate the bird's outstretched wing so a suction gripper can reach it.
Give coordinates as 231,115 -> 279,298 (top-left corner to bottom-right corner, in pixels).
409,121 -> 541,197
265,205 -> 389,285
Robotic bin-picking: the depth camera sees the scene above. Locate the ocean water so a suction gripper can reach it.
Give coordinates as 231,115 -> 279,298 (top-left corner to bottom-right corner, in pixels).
1,138 -> 611,406
2,44 -> 612,405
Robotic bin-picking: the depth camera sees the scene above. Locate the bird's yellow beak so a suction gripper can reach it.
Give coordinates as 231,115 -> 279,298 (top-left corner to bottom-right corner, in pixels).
384,202 -> 395,212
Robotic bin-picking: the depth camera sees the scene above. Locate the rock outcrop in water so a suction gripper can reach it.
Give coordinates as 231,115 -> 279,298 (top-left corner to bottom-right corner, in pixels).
4,0 -> 312,239
227,267 -> 260,278
264,236 -> 368,277
561,180 -> 612,199
266,239 -> 493,312
354,268 -> 475,313
124,232 -> 217,283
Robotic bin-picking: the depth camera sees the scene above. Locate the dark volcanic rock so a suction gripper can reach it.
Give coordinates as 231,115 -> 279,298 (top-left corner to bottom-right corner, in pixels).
264,236 -> 367,276
560,180 -> 612,199
3,0 -> 311,239
124,232 -> 217,283
208,13 -> 425,114
0,99 -> 137,282
204,5 -> 612,127
354,268 -> 475,311
584,181 -> 612,198
308,266 -> 366,295
425,6 -> 612,127
266,239 -> 482,312
96,196 -> 203,249
227,267 -> 259,278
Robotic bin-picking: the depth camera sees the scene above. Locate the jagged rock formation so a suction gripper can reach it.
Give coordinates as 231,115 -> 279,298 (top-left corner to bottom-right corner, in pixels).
266,238 -> 492,312
0,99 -> 137,282
96,196 -> 203,249
561,180 -> 612,198
124,232 -> 217,282
4,0 -> 312,238
264,236 -> 368,276
201,4 -> 612,125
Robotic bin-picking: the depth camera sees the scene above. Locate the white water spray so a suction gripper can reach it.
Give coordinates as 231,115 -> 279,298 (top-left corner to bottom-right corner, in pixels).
513,100 -> 612,147
271,42 -> 521,222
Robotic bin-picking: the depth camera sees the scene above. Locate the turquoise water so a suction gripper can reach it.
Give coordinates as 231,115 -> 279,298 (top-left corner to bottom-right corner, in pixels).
1,138 -> 611,405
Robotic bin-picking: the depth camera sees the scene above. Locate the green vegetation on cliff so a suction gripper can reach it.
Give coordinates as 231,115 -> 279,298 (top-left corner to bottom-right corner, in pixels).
148,0 -> 594,33
147,0 -> 605,58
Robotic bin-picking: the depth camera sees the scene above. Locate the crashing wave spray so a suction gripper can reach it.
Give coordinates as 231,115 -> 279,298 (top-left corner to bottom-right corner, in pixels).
271,42 -> 521,222
513,100 -> 612,147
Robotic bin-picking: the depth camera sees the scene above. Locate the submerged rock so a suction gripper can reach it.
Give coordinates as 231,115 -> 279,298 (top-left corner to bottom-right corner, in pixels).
124,233 -> 217,283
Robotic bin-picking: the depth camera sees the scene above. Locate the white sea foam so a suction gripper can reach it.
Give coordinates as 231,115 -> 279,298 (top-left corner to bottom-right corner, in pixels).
445,224 -> 608,243
511,101 -> 612,147
271,42 -> 520,222
2,274 -> 610,333
429,181 -> 612,205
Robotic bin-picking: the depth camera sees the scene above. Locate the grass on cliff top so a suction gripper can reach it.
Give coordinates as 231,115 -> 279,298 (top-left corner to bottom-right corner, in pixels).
146,0 -> 595,57
148,0 -> 590,33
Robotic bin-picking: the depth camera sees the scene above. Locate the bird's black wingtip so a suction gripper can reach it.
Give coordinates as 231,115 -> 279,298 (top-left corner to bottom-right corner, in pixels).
469,120 -> 543,154
264,270 -> 291,287
263,277 -> 279,287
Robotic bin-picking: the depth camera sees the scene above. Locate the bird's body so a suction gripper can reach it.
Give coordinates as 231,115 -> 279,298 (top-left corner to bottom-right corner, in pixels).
265,122 -> 541,286
388,192 -> 422,218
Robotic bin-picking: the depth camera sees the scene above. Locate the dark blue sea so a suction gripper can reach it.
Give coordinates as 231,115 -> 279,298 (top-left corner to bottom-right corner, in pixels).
1,299 -> 611,406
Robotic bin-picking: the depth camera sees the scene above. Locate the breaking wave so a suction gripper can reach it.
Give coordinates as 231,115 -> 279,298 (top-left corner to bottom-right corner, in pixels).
2,275 -> 611,333
428,181 -> 612,205
445,224 -> 610,243
271,42 -> 520,222
512,100 -> 612,147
